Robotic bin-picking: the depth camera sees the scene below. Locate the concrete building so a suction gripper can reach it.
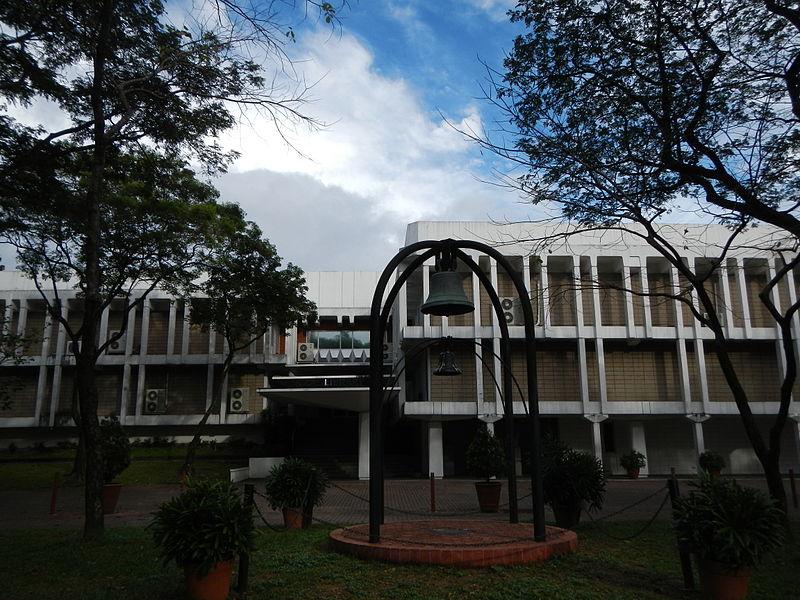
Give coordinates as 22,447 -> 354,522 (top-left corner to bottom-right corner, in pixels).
1,222 -> 799,479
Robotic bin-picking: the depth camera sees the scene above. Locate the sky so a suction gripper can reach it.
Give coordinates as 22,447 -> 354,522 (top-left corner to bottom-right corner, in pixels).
211,0 -> 537,271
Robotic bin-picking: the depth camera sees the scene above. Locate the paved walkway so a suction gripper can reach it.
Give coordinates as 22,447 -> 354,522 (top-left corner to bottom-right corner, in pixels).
1,477 -> 796,530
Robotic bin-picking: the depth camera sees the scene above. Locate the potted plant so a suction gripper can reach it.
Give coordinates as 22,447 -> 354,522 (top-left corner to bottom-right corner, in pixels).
699,449 -> 725,478
542,438 -> 606,528
619,449 -> 646,479
264,457 -> 329,529
465,424 -> 507,513
674,476 -> 785,600
150,479 -> 254,600
98,416 -> 131,514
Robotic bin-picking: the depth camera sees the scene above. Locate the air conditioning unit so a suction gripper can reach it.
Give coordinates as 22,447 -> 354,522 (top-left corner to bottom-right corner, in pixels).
143,389 -> 167,414
228,388 -> 249,413
107,330 -> 126,354
66,339 -> 82,355
500,297 -> 520,325
382,342 -> 394,363
297,342 -> 315,362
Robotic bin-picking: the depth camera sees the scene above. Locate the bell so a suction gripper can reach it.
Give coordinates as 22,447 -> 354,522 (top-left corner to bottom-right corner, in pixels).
434,350 -> 462,376
420,271 -> 474,316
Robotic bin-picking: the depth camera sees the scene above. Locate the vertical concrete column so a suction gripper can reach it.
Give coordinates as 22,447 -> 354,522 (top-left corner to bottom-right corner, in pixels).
16,300 -> 28,337
358,411 -> 371,480
540,260 -> 550,331
596,338 -> 609,414
622,259 -> 636,339
422,263 -> 432,336
718,262 -> 733,335
675,338 -> 693,410
167,300 -> 177,356
181,300 -> 190,357
732,258 -> 752,337
585,413 -> 608,464
34,307 -> 52,426
640,257 -> 653,337
48,303 -> 69,427
489,261 -> 499,336
427,421 -> 444,479
572,262 -> 584,336
630,421 -> 649,477
577,338 -> 591,410
589,257 -> 602,331
2,301 -> 14,335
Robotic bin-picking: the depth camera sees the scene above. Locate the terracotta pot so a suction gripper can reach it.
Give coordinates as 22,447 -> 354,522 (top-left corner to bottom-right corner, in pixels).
474,481 -> 503,513
101,483 -> 122,514
184,560 -> 233,600
282,507 -> 304,529
626,467 -> 640,479
699,559 -> 752,600
551,500 -> 581,528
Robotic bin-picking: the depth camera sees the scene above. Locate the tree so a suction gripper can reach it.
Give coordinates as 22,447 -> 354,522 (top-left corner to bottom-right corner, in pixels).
479,0 -> 800,513
180,218 -> 316,477
0,0 -> 341,539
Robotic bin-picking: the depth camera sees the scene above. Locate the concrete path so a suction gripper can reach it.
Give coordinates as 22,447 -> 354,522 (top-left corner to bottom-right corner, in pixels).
1,477 -> 796,530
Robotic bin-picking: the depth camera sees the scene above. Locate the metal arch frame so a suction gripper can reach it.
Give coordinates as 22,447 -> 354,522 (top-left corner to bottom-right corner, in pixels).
369,238 -> 545,543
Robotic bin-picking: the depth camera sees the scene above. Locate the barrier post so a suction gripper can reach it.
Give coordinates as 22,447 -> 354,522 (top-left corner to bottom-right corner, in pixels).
430,472 -> 436,513
237,483 -> 254,593
49,472 -> 60,515
668,475 -> 694,590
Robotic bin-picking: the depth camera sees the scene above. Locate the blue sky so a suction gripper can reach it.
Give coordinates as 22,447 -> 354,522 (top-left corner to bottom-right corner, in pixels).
214,0 -> 538,271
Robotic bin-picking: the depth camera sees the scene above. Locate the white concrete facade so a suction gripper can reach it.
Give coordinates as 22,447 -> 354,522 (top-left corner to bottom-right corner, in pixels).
1,222 -> 799,479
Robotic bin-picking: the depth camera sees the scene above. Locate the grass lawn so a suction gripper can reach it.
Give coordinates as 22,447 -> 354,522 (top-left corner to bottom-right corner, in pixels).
0,445 -> 248,490
0,522 -> 797,600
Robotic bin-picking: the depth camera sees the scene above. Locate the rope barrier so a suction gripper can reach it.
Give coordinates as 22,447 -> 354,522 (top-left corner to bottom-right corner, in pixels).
577,485 -> 672,541
250,480 -> 673,546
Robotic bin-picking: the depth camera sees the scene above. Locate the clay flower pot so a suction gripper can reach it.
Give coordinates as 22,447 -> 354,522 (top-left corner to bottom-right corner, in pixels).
474,481 -> 503,513
699,559 -> 752,600
101,483 -> 123,514
282,507 -> 304,529
184,560 -> 233,600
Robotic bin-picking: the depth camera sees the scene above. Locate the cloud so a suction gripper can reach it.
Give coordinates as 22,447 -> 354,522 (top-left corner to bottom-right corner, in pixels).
217,28 -> 528,269
214,170 -> 409,271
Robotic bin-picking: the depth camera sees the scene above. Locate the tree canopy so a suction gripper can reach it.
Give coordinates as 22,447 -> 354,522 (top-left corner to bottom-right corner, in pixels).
495,0 -> 800,238
0,0 -> 337,538
486,0 -> 800,514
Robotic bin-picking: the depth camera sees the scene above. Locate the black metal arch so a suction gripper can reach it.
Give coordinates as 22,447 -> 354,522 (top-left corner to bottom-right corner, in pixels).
368,239 -> 545,543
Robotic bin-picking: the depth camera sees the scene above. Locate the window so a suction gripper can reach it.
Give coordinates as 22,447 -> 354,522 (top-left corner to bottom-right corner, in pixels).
307,330 -> 370,350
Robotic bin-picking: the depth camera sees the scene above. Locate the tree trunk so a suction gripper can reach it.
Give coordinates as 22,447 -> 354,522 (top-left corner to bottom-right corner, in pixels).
180,352 -> 234,479
80,0 -> 115,540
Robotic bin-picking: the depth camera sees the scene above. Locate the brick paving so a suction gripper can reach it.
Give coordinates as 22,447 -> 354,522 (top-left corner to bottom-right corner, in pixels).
0,476 -> 795,531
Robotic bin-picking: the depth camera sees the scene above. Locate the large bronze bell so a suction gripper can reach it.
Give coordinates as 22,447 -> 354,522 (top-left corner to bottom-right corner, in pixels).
420,271 -> 474,316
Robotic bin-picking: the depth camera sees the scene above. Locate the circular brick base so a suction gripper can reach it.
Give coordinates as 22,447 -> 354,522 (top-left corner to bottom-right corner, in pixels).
329,520 -> 577,567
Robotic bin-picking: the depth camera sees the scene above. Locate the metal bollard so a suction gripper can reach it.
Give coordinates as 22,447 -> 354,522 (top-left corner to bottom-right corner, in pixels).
668,475 -> 694,590
430,472 -> 436,513
237,483 -> 254,594
49,472 -> 60,515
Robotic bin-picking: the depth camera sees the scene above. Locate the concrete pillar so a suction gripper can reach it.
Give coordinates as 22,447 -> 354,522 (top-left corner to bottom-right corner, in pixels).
585,413 -> 608,464
427,420 -> 444,478
630,421 -> 649,477
358,411 -> 370,480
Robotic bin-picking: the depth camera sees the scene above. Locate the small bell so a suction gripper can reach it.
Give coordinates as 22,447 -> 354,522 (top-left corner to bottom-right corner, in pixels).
434,350 -> 462,376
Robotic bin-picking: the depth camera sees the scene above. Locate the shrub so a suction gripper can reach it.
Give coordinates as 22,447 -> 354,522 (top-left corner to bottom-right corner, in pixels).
264,457 -> 329,511
698,449 -> 725,473
98,417 -> 131,483
674,476 -> 784,570
620,450 -> 646,471
150,479 -> 254,577
465,425 -> 506,481
542,437 -> 605,526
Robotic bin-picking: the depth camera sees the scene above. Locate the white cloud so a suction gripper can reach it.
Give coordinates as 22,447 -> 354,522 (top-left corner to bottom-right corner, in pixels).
218,28 -> 527,268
